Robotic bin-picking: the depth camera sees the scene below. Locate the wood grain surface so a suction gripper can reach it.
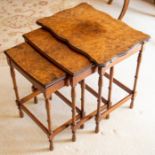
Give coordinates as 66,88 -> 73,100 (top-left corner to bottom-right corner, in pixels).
24,29 -> 92,76
37,3 -> 150,66
5,43 -> 66,87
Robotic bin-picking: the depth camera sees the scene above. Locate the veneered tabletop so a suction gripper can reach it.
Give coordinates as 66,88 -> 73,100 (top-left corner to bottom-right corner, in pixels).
37,3 -> 149,66
24,28 -> 92,76
5,43 -> 66,88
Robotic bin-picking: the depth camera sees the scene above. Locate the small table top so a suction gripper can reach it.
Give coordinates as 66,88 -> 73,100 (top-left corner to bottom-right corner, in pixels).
37,3 -> 149,66
5,43 -> 66,88
24,29 -> 92,76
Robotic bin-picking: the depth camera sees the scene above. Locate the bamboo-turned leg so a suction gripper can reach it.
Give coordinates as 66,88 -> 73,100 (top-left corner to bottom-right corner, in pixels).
31,86 -> 38,104
71,84 -> 77,141
106,67 -> 114,119
95,67 -> 103,133
130,43 -> 144,109
80,80 -> 85,129
9,61 -> 24,118
44,93 -> 53,151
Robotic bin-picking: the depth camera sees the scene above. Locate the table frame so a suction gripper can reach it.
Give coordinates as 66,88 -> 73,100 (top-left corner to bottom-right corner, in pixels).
6,41 -> 144,150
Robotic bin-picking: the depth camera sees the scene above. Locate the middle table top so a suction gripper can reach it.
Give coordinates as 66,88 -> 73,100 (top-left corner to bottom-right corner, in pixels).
24,28 -> 92,76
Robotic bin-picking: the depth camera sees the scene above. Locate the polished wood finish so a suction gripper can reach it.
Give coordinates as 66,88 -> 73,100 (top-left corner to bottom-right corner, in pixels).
106,67 -> 114,119
32,85 -> 38,104
130,43 -> 144,109
80,80 -> 85,129
44,93 -> 53,150
9,60 -> 24,118
37,3 -> 149,66
24,29 -> 92,76
5,41 -> 147,150
5,42 -> 104,150
71,82 -> 77,142
5,2 -> 149,151
95,67 -> 103,133
5,43 -> 66,87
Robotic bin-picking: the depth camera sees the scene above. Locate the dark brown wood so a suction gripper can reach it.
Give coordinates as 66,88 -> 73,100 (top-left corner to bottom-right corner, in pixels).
37,3 -> 149,66
130,43 -> 144,109
44,93 -> 53,151
31,85 -> 38,103
95,67 -> 103,133
9,60 -> 24,118
71,83 -> 77,142
80,80 -> 85,129
106,67 -> 114,119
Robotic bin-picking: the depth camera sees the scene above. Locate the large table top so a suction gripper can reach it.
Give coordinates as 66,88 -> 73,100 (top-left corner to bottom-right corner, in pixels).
37,3 -> 149,66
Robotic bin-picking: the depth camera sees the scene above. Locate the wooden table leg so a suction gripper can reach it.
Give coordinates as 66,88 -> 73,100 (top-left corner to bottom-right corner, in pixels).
71,83 -> 77,141
130,43 -> 144,109
9,60 -> 24,118
95,67 -> 103,133
106,67 -> 114,119
80,80 -> 85,129
31,85 -> 38,104
44,93 -> 53,151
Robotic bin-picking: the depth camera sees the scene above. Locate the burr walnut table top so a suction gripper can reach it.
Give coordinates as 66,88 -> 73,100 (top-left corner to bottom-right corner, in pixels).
37,3 -> 150,66
24,28 -> 92,76
5,43 -> 66,88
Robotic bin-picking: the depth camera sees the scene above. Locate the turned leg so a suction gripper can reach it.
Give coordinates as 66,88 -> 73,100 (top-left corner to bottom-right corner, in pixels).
106,67 -> 114,119
31,85 -> 38,104
130,43 -> 144,109
95,67 -> 103,133
71,84 -> 76,141
44,93 -> 53,151
9,61 -> 24,118
80,80 -> 85,129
